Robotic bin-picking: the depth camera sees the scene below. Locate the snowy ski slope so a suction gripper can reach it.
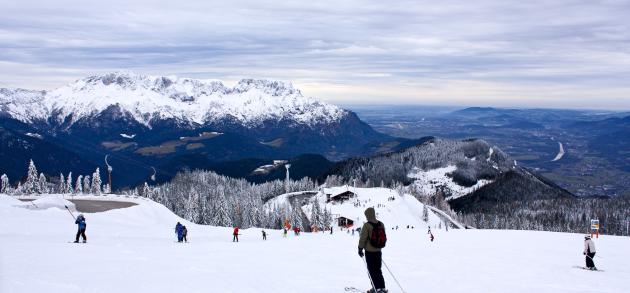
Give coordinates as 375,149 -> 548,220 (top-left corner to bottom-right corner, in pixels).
1,194 -> 629,293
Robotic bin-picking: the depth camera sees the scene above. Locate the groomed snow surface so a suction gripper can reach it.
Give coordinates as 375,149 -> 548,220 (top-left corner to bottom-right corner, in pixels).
1,193 -> 628,293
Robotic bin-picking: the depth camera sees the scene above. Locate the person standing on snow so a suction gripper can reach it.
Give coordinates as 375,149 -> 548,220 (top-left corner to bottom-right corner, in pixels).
182,225 -> 188,243
233,227 -> 239,242
74,214 -> 87,243
175,222 -> 184,242
358,207 -> 388,293
262,230 -> 267,240
583,235 -> 597,270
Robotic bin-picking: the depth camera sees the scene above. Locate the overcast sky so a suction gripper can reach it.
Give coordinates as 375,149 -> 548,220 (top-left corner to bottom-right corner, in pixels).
1,0 -> 629,109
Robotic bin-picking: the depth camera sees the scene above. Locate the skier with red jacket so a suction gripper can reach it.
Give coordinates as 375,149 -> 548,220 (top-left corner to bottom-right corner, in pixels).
233,227 -> 239,242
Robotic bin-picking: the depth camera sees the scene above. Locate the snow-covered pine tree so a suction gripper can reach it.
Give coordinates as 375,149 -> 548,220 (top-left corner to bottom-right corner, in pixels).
310,197 -> 322,230
75,175 -> 83,194
38,173 -> 48,194
83,175 -> 91,195
212,193 -> 232,227
0,174 -> 9,194
322,208 -> 332,229
185,190 -> 201,223
25,159 -> 39,194
91,168 -> 102,195
57,173 -> 65,194
241,199 -> 253,228
422,204 -> 429,222
142,182 -> 150,198
66,172 -> 73,194
15,182 -> 23,195
249,198 -> 262,228
290,203 -> 303,230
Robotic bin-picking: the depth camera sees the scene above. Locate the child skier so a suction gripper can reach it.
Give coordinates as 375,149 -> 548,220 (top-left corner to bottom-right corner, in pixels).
583,235 -> 597,270
74,214 -> 87,243
175,222 -> 184,242
182,225 -> 188,242
233,227 -> 239,242
358,207 -> 388,293
262,230 -> 267,240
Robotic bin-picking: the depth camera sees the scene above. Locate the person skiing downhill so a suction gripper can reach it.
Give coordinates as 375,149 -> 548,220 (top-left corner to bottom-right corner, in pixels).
583,235 -> 597,270
233,227 -> 239,242
74,214 -> 87,243
358,207 -> 388,293
175,222 -> 184,242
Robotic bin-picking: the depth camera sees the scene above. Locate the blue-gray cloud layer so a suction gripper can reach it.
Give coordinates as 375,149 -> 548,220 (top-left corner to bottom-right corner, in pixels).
1,0 -> 629,109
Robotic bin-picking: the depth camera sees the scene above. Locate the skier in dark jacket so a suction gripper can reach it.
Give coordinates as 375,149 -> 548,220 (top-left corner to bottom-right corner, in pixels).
175,222 -> 184,242
182,225 -> 188,242
358,207 -> 387,293
583,235 -> 597,270
74,214 -> 87,243
262,230 -> 267,240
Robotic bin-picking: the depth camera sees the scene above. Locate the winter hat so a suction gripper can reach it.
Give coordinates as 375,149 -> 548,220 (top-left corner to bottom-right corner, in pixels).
585,235 -> 591,240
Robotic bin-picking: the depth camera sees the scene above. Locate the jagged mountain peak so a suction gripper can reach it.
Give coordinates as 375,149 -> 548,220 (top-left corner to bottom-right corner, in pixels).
0,71 -> 346,127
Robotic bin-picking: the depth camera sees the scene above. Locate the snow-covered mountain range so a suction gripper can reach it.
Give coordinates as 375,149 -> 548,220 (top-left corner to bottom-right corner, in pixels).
0,72 -> 410,188
0,71 -> 345,127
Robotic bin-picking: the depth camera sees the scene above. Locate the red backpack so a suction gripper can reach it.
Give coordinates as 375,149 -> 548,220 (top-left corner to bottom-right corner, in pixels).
369,222 -> 387,248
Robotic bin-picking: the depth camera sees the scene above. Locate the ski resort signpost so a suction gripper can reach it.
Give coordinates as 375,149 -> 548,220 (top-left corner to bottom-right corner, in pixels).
590,219 -> 600,238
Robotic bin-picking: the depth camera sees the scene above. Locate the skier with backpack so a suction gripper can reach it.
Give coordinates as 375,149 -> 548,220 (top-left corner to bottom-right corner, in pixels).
358,207 -> 387,293
175,222 -> 184,242
74,214 -> 87,243
583,235 -> 597,270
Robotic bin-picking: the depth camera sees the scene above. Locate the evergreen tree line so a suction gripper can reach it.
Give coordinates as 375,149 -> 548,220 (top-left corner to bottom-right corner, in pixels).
457,197 -> 630,236
143,170 -> 324,229
1,160 -> 107,195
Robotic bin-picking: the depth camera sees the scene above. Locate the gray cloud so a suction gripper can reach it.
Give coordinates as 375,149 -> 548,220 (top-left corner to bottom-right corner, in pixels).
1,0 -> 629,109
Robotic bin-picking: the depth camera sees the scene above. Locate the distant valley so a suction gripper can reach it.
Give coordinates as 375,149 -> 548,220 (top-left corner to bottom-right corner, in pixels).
349,105 -> 630,197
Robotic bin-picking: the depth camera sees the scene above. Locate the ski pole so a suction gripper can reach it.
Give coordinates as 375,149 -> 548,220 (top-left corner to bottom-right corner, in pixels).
382,259 -> 406,293
362,255 -> 377,293
64,205 -> 76,220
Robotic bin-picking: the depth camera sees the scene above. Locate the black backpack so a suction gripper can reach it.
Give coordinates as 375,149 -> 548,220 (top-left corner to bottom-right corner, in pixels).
369,222 -> 387,248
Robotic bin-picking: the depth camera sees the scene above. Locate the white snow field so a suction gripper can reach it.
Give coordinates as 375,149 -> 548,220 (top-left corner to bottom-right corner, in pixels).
1,194 -> 629,293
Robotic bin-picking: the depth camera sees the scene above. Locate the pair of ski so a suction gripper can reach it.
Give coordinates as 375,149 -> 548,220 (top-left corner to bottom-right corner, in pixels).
345,288 -> 388,293
572,265 -> 604,272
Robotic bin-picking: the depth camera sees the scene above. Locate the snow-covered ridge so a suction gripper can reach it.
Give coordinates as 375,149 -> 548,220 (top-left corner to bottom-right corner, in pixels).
0,71 -> 346,127
408,165 -> 493,201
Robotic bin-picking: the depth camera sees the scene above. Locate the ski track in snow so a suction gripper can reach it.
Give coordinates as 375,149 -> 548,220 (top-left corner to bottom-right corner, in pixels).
552,142 -> 565,161
1,193 -> 629,293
